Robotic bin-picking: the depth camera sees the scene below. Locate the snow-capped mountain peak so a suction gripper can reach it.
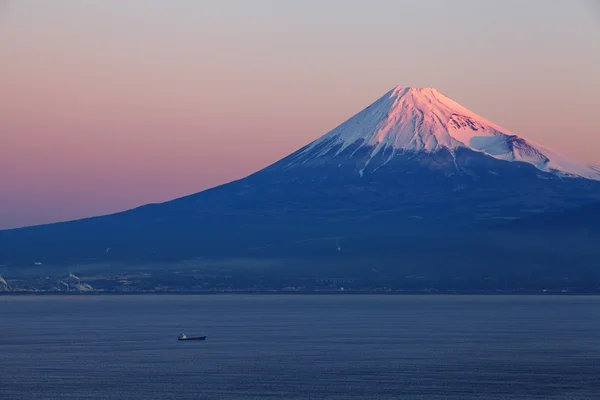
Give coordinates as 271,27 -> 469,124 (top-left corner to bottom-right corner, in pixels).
297,86 -> 600,180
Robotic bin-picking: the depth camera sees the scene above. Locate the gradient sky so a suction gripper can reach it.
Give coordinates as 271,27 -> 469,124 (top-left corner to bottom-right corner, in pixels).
1,0 -> 599,229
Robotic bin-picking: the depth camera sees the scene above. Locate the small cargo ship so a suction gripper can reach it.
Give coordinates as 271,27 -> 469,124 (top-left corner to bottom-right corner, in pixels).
178,333 -> 206,341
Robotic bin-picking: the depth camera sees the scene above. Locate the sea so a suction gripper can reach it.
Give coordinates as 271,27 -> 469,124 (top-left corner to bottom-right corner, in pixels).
1,295 -> 599,400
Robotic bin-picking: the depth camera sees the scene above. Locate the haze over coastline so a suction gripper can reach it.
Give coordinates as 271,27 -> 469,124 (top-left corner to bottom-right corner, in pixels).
1,0 -> 599,229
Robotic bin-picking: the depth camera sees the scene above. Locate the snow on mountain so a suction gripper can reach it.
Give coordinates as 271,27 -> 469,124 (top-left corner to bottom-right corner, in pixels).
295,86 -> 600,180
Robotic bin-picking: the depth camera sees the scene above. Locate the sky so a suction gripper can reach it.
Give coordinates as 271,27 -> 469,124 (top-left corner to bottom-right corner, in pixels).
1,0 -> 599,229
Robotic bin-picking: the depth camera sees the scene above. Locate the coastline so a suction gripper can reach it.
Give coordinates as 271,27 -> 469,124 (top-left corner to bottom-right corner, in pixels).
2,290 -> 599,296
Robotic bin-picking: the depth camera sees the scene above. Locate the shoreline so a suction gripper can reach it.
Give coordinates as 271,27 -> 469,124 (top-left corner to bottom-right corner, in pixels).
1,290 -> 599,296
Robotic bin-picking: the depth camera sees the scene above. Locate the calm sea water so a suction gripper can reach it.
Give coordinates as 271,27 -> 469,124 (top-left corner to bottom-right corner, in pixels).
1,295 -> 599,399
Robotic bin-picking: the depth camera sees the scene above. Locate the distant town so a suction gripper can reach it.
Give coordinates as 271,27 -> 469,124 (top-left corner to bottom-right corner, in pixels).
1,271 -> 597,295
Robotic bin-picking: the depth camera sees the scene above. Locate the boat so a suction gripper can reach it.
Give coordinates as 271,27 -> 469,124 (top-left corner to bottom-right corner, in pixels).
178,333 -> 206,341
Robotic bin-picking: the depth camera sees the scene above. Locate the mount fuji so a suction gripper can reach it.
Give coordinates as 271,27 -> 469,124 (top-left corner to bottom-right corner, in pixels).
2,86 -> 600,270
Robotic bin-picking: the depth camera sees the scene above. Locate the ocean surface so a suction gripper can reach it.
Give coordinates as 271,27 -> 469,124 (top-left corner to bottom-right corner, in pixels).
1,295 -> 599,400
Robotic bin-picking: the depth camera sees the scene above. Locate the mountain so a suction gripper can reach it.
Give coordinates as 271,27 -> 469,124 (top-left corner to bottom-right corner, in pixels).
2,86 -> 600,276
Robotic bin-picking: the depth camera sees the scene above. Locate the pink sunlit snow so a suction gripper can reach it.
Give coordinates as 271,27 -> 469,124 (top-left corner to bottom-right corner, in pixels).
300,87 -> 600,180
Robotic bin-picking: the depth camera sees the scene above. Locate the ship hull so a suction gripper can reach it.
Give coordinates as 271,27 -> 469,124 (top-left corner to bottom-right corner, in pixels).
178,336 -> 206,341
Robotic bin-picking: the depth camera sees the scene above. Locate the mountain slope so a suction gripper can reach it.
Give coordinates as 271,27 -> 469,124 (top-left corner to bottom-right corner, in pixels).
503,202 -> 600,235
1,86 -> 600,269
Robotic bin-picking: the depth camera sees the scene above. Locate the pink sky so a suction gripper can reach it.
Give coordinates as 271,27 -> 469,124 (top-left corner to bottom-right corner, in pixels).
1,0 -> 599,229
